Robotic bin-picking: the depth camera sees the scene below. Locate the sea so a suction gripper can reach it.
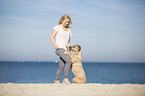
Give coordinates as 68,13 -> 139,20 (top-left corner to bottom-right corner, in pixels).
0,61 -> 145,84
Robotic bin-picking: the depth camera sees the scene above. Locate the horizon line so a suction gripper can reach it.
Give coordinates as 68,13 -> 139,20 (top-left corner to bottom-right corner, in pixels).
0,61 -> 145,64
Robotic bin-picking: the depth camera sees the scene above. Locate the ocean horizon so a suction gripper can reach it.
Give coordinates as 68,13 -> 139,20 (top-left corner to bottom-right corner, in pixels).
0,61 -> 145,84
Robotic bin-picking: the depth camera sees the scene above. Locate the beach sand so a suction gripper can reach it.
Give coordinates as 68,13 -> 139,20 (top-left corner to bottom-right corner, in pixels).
0,83 -> 145,96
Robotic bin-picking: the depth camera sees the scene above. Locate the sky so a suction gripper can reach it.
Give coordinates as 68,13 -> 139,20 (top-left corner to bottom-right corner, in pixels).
0,0 -> 145,63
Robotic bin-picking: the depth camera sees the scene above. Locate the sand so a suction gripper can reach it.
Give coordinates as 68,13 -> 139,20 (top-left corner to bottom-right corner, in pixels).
0,83 -> 145,96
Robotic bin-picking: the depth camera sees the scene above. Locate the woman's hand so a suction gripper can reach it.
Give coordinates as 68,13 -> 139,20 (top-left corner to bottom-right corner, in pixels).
66,46 -> 70,51
55,45 -> 59,50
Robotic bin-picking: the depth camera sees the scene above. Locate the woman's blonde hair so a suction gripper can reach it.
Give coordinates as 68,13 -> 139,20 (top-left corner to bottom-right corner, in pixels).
59,15 -> 72,25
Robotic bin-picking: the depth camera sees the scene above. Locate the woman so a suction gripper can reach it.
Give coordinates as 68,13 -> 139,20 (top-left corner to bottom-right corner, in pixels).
50,15 -> 72,85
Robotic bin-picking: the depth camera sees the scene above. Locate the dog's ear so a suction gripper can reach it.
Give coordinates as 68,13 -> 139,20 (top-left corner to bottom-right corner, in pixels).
69,46 -> 73,51
77,45 -> 81,52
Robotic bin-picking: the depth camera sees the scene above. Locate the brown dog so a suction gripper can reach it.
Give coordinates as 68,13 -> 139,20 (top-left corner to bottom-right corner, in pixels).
68,45 -> 86,84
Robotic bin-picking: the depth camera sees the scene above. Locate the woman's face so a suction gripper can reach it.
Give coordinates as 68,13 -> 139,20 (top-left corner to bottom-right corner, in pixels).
62,19 -> 70,28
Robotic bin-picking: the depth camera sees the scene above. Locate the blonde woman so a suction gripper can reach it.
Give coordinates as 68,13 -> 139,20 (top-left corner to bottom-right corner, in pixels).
51,15 -> 72,85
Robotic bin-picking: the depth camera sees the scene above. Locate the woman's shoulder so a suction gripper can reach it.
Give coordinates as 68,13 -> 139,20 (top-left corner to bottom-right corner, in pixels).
54,24 -> 61,28
53,25 -> 61,32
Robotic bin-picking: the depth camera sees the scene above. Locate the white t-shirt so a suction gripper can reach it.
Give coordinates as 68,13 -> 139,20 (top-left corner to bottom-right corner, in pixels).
53,25 -> 72,51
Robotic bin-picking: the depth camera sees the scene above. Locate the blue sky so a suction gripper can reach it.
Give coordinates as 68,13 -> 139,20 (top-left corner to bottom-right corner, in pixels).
0,0 -> 145,63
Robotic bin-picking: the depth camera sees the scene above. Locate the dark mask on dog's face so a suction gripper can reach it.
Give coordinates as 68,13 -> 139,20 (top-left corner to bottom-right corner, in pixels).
69,46 -> 73,51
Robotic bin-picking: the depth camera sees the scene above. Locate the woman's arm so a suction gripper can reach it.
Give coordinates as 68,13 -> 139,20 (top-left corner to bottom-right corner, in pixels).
50,30 -> 59,49
66,40 -> 70,51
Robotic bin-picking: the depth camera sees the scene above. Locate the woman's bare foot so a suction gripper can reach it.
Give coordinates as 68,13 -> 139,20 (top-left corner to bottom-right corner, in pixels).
54,80 -> 61,84
63,78 -> 71,85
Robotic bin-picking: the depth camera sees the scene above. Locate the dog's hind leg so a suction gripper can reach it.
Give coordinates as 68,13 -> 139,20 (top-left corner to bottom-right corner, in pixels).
73,77 -> 85,84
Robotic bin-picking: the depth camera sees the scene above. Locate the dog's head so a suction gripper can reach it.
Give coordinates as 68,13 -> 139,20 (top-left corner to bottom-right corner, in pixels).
69,45 -> 81,52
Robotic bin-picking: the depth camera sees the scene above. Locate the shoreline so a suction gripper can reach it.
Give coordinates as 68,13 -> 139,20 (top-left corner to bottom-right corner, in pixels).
0,83 -> 145,96
0,82 -> 145,84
